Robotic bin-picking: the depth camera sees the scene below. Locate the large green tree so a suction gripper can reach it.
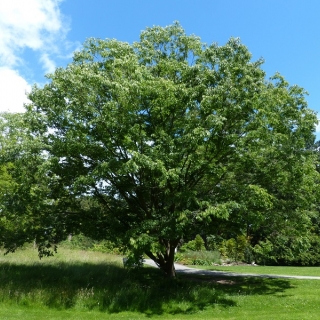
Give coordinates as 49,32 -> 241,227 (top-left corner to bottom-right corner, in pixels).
8,23 -> 318,276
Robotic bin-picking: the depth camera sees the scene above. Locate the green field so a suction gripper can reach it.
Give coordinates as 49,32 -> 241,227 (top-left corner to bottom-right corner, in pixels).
0,247 -> 320,319
187,264 -> 320,277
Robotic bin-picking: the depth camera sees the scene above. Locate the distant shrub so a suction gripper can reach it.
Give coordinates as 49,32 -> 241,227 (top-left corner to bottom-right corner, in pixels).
219,235 -> 250,262
60,234 -> 123,254
180,235 -> 205,252
175,250 -> 221,266
253,235 -> 320,266
206,235 -> 224,251
92,240 -> 123,254
253,239 -> 276,265
60,234 -> 95,250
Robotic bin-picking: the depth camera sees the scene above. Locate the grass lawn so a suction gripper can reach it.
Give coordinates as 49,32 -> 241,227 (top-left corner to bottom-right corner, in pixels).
186,264 -> 320,277
0,247 -> 319,319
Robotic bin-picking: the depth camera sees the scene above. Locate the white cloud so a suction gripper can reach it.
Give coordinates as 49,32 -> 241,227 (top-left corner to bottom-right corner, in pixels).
0,0 -> 67,68
0,0 -> 72,113
40,53 -> 57,74
316,117 -> 320,133
0,67 -> 31,113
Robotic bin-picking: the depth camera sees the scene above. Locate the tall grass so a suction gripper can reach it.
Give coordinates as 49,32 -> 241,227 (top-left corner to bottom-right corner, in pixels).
0,246 -> 320,319
0,246 -> 231,314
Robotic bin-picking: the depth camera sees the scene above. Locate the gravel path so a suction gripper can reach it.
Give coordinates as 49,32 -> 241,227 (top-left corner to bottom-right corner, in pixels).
143,259 -> 320,280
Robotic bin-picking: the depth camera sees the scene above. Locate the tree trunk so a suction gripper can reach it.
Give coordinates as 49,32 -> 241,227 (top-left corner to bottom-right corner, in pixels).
160,259 -> 176,277
146,241 -> 177,277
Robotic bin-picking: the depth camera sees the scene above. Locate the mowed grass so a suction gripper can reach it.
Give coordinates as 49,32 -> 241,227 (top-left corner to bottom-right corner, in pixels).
187,264 -> 320,277
0,247 -> 319,319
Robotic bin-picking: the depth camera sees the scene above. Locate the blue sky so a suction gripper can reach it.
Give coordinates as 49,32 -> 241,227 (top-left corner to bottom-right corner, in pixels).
1,0 -> 320,138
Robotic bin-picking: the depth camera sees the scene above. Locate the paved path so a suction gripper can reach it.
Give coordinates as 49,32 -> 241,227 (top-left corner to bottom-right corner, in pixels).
143,259 -> 320,280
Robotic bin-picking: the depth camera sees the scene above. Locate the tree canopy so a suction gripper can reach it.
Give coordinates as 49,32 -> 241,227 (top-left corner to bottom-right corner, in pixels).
1,23 -> 318,276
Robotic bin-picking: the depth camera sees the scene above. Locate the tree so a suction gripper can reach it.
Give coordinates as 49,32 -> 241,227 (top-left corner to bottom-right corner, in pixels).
0,113 -> 73,256
9,22 -> 318,276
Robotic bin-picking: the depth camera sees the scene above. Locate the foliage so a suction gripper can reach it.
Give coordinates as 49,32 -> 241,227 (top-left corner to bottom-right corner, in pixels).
59,234 -> 123,255
295,235 -> 320,266
0,113 -> 69,257
253,239 -> 276,265
194,234 -> 206,251
204,234 -> 225,251
1,22 -> 319,275
60,234 -> 96,250
219,235 -> 250,262
175,250 -> 221,265
92,240 -> 123,255
253,234 -> 320,266
180,234 -> 206,252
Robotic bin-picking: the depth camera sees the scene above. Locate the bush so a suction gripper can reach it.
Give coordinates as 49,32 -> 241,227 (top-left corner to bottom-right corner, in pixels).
206,235 -> 224,251
295,235 -> 320,266
175,250 -> 221,266
60,234 -> 95,250
194,234 -> 206,251
253,239 -> 276,265
180,235 -> 205,252
219,235 -> 250,262
92,240 -> 123,254
253,234 -> 320,266
60,234 -> 123,254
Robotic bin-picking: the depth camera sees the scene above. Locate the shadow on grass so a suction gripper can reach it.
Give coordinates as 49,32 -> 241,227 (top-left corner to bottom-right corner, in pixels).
0,260 -> 293,316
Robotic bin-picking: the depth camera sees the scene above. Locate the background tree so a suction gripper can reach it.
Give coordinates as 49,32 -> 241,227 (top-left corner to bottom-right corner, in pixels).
4,23 -> 318,276
0,113 -> 74,256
